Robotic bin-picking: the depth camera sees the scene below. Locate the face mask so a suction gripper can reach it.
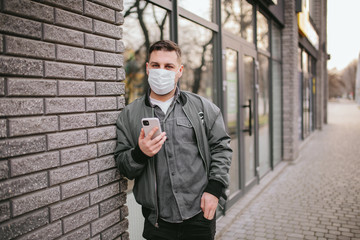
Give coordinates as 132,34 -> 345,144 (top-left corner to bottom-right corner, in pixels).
148,68 -> 178,95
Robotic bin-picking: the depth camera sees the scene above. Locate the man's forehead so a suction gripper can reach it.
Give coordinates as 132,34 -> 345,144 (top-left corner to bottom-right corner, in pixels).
149,50 -> 180,64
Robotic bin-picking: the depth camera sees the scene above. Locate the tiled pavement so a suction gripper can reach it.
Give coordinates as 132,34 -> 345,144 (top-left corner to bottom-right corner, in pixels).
216,101 -> 360,240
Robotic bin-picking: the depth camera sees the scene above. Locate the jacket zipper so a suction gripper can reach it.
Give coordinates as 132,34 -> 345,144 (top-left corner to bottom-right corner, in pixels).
151,108 -> 160,228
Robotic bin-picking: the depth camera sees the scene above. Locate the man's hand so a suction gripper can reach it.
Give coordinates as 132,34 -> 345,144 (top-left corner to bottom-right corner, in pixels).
201,192 -> 219,220
138,127 -> 167,157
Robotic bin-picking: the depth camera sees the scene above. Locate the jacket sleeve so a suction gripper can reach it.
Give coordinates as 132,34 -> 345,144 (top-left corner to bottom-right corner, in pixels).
206,106 -> 232,189
114,110 -> 150,180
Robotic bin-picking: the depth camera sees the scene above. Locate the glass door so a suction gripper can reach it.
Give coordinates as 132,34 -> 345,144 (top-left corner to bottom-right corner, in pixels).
222,36 -> 258,208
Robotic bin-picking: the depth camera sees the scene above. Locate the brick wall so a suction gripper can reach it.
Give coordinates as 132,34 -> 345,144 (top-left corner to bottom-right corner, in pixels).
282,0 -> 300,161
0,0 -> 129,239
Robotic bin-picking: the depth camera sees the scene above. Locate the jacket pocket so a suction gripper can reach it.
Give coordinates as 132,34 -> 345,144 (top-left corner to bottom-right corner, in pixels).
176,117 -> 196,143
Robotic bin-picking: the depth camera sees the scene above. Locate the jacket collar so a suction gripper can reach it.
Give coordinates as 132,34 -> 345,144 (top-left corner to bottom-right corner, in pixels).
145,87 -> 185,107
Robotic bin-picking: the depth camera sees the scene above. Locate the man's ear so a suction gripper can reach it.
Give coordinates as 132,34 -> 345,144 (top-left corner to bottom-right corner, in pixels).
146,62 -> 149,75
178,65 -> 184,78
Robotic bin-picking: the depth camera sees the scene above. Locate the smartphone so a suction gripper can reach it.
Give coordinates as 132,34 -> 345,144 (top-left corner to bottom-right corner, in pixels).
141,118 -> 162,139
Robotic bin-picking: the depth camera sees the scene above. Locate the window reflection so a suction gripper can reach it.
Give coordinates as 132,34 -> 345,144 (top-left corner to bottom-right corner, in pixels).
178,17 -> 214,100
257,11 -> 269,51
123,0 -> 170,104
179,0 -> 214,22
271,23 -> 281,60
221,0 -> 253,42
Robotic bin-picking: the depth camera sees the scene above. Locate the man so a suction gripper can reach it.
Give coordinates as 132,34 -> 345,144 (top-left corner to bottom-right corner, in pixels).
115,40 -> 232,240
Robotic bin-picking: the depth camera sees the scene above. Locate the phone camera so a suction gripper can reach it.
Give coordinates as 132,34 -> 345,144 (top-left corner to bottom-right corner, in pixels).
143,120 -> 149,126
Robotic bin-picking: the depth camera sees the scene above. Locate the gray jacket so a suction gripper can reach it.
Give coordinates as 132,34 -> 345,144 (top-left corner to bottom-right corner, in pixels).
114,90 -> 232,226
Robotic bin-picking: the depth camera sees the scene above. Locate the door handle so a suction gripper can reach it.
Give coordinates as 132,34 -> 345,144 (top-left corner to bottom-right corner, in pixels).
242,99 -> 252,136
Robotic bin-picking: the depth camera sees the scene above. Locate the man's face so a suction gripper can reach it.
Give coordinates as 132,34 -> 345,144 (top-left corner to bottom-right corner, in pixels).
146,50 -> 183,85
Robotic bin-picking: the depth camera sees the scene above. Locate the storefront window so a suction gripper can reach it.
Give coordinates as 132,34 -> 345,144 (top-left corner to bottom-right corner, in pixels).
221,0 -> 253,43
179,0 -> 214,22
271,23 -> 281,60
178,17 -> 214,100
258,54 -> 271,176
123,0 -> 170,104
272,60 -> 282,166
257,11 -> 269,52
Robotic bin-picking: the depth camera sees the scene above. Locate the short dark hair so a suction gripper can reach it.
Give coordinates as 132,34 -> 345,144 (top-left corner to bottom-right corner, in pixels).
149,40 -> 182,63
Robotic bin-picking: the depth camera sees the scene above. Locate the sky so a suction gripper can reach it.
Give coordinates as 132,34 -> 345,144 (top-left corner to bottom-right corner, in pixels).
327,0 -> 360,70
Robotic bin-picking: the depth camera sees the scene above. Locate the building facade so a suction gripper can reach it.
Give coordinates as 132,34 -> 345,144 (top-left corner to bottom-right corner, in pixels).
0,0 -> 327,239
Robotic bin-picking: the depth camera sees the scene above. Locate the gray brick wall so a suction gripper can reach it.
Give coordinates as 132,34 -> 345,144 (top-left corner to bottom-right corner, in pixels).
0,1 -> 128,239
282,0 -> 300,161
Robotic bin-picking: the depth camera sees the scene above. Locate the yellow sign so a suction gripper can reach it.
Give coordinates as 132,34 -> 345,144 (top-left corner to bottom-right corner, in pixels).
297,0 -> 319,50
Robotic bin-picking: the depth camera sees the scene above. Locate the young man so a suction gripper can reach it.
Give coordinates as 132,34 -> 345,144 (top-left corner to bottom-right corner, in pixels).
115,40 -> 232,240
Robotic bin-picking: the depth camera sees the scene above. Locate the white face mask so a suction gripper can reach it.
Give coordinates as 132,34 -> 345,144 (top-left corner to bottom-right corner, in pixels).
148,68 -> 178,95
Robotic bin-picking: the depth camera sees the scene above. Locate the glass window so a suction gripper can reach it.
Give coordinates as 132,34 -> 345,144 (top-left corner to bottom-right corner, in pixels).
123,0 -> 170,104
257,11 -> 269,52
271,23 -> 281,60
178,17 -> 214,101
221,0 -> 253,42
272,60 -> 282,166
258,54 -> 271,176
179,0 -> 214,22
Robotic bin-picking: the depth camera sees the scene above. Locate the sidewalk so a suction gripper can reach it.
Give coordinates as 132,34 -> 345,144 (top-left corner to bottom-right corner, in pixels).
216,101 -> 360,240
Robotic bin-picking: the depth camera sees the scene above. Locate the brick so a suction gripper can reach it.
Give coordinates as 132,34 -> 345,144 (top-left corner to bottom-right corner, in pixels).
45,61 -> 85,79
12,186 -> 60,216
92,0 -> 123,11
0,119 -> 6,138
88,126 -> 116,143
45,98 -> 85,114
48,130 -> 87,150
61,175 -> 98,199
5,36 -> 55,59
49,162 -> 88,185
57,45 -> 94,64
0,56 -> 43,76
117,96 -> 125,109
50,194 -> 89,221
100,219 -> 128,240
0,98 -> 43,117
86,97 -> 117,112
96,82 -> 125,96
44,24 -> 84,47
0,136 -> 46,158
90,235 -> 101,240
0,35 -> 3,53
94,20 -> 122,39
91,210 -> 120,236
58,225 -> 90,240
115,12 -> 123,25
85,34 -> 116,52
0,209 -> 48,239
99,193 -> 126,217
89,155 -> 116,174
117,68 -> 126,80
99,169 -> 120,186
55,9 -> 93,32
115,40 -> 125,53
59,80 -> 95,96
60,113 -> 96,131
17,221 -> 62,240
9,116 -> 58,137
61,144 -> 97,165
0,13 -> 42,39
63,206 -> 99,233
0,172 -> 47,200
34,0 -> 83,13
120,205 -> 129,220
0,202 -> 10,223
121,232 -> 129,240
97,140 -> 116,157
0,160 -> 8,180
3,0 -> 54,23
90,182 -> 120,205
10,151 -> 60,177
97,111 -> 120,126
0,77 -> 4,96
7,78 -> 57,96
86,66 -> 117,81
85,1 -> 115,23
95,51 -> 123,67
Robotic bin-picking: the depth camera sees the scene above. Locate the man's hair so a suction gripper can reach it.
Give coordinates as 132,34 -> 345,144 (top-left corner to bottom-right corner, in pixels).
149,40 -> 182,63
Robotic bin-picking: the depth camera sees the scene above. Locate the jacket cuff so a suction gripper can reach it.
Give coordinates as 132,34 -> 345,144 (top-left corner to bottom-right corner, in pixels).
131,144 -> 151,164
204,180 -> 224,199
